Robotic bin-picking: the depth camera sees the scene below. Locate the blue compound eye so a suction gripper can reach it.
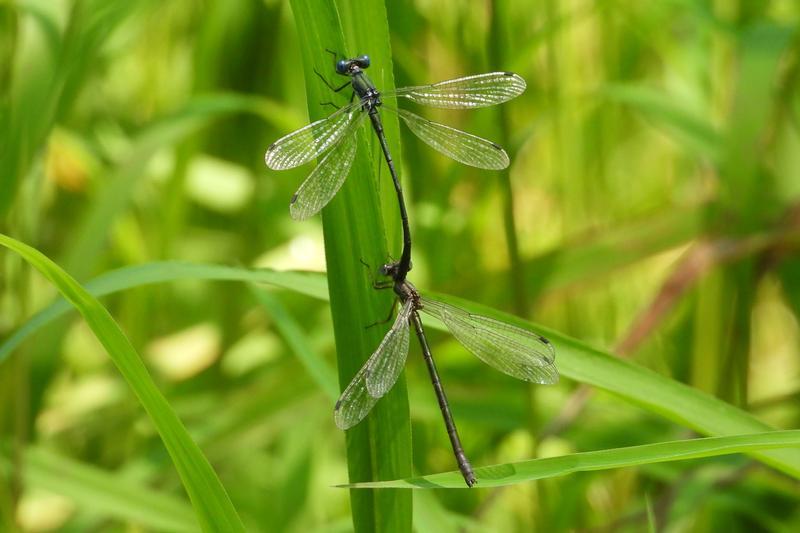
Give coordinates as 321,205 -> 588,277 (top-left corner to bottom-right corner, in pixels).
335,60 -> 348,74
356,55 -> 370,68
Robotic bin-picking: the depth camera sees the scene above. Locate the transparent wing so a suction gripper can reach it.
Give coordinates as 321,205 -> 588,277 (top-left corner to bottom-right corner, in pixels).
365,299 -> 414,397
387,107 -> 509,169
334,299 -> 413,430
333,363 -> 377,430
289,112 -> 367,220
264,101 -> 362,170
419,296 -> 558,384
383,72 -> 526,109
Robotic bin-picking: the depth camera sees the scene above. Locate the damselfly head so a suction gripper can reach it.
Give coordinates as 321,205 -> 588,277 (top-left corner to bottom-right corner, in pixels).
378,262 -> 396,277
336,55 -> 371,76
355,55 -> 370,68
379,259 -> 411,282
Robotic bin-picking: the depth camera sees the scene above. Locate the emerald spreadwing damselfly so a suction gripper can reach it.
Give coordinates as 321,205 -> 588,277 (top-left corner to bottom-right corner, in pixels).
265,54 -> 555,487
336,259 -> 559,487
264,53 -> 526,277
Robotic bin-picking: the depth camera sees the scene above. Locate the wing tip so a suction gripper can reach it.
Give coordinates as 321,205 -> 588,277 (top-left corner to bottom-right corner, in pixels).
540,336 -> 557,362
494,147 -> 511,170
533,361 -> 560,385
264,146 -> 276,168
540,336 -> 554,351
333,403 -> 349,430
541,337 -> 559,384
289,194 -> 314,221
504,72 -> 527,93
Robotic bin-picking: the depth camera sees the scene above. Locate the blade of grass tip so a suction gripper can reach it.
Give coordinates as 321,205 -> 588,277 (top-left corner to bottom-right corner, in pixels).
7,2 -> 60,60
342,430 -> 800,489
286,1 -> 412,532
0,234 -> 244,532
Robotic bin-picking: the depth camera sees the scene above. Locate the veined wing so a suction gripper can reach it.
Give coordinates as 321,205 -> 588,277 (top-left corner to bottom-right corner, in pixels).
366,299 -> 414,397
264,101 -> 362,170
389,107 -> 509,169
419,296 -> 558,385
289,111 -> 367,220
383,72 -> 526,109
334,299 -> 414,430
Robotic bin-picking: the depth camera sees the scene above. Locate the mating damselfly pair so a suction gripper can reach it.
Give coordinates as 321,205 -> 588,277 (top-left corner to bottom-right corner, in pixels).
338,259 -> 558,486
265,53 -> 557,486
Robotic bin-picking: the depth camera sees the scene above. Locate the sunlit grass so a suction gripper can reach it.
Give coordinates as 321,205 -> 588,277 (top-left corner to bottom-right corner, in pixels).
1,0 -> 799,531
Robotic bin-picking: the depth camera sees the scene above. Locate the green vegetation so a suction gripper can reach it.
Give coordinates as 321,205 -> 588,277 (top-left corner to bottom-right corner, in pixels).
1,0 -> 799,531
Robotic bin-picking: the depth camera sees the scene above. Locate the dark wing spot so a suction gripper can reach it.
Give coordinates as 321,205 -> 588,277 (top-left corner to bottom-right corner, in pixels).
491,142 -> 503,150
334,400 -> 342,410
290,193 -> 298,204
540,337 -> 551,345
504,71 -> 514,76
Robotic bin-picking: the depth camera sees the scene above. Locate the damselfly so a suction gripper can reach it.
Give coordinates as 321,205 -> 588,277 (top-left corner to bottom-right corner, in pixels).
264,54 -> 526,273
335,261 -> 558,487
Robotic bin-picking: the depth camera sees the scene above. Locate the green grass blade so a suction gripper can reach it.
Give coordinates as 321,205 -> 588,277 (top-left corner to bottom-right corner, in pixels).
250,287 -> 339,399
60,93 -> 294,279
423,290 -> 800,478
601,84 -> 721,160
0,0 -> 142,215
0,261 -> 328,363
286,1 -> 412,531
7,262 -> 800,480
0,235 -> 244,532
0,445 -> 198,532
341,430 -> 800,489
523,205 -> 703,295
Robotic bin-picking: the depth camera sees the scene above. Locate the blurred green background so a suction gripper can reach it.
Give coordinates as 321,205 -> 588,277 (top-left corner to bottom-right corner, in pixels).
1,0 -> 800,531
